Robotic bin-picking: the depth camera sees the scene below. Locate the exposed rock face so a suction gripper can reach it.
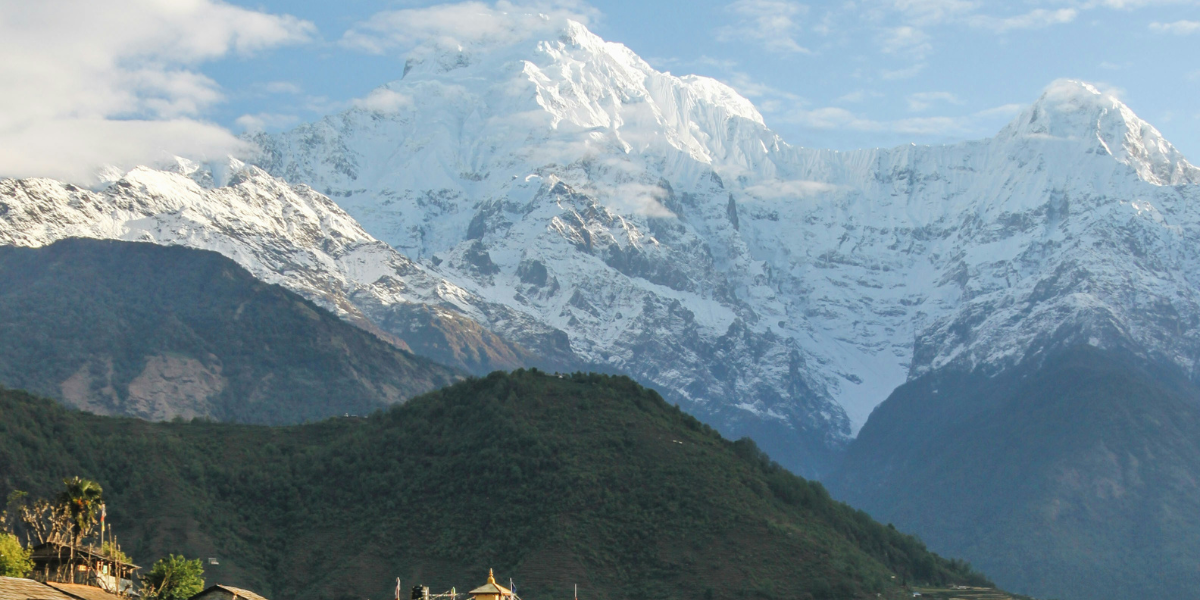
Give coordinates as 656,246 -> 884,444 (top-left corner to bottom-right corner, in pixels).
60,355 -> 227,421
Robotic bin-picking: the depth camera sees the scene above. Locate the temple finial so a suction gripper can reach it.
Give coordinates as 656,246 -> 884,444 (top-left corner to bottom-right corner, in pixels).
488,569 -> 495,584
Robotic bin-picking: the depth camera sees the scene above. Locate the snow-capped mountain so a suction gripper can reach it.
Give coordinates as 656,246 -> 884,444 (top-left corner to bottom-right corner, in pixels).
249,19 -> 1200,474
0,161 -> 575,377
253,21 -> 856,472
3,18 -> 1198,476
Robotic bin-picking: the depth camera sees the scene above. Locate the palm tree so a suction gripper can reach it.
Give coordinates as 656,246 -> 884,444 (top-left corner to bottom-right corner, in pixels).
57,478 -> 103,582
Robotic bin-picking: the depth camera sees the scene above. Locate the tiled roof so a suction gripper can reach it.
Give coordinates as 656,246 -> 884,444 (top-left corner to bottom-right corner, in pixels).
0,577 -> 77,600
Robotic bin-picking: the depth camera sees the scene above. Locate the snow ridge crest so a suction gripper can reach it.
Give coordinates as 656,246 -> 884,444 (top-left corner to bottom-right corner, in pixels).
1000,79 -> 1198,185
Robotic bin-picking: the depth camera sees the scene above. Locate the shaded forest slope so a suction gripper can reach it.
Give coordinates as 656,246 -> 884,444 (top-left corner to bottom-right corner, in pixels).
0,371 -> 992,600
0,239 -> 460,423
829,346 -> 1200,600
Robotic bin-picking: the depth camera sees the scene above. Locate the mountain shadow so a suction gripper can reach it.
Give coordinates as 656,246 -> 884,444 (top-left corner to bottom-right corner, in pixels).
0,238 -> 461,423
828,345 -> 1200,600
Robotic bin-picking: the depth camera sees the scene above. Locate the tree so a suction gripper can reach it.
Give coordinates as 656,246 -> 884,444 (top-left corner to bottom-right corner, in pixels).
0,532 -> 32,577
58,477 -> 103,547
10,491 -> 72,546
101,541 -> 131,564
143,555 -> 205,600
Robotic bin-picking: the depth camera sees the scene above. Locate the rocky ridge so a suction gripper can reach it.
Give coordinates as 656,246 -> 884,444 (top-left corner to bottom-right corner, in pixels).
0,162 -> 570,377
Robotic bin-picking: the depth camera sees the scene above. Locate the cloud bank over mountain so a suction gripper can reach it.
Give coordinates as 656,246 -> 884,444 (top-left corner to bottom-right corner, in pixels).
0,0 -> 313,183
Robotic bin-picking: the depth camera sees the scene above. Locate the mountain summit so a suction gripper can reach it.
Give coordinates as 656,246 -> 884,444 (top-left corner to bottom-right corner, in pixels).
246,20 -> 1200,474
998,79 -> 1198,186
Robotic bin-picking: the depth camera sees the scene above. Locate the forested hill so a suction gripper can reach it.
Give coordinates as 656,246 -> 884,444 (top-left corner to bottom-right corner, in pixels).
0,239 -> 461,423
0,372 -> 994,600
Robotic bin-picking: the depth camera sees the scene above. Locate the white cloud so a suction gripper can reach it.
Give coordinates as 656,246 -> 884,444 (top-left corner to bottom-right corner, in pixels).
780,102 -> 1023,137
837,90 -> 881,104
744,179 -> 840,199
1149,20 -> 1200,34
262,81 -> 303,95
907,91 -> 962,111
975,103 -> 1026,118
891,0 -> 981,25
0,119 -> 254,184
604,182 -> 676,218
716,0 -> 812,54
0,0 -> 314,183
1087,0 -> 1200,8
341,0 -> 598,56
881,63 -> 927,80
968,8 -> 1078,32
879,26 -> 932,59
352,88 -> 414,114
235,112 -> 301,132
718,70 -> 804,103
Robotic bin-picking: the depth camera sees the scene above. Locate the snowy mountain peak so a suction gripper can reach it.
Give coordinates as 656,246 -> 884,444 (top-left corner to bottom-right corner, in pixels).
250,17 -> 1200,474
1000,79 -> 1198,185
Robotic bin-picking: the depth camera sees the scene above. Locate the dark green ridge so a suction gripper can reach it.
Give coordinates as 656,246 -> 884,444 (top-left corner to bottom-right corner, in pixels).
829,345 -> 1200,600
0,371 -> 995,600
0,238 -> 462,424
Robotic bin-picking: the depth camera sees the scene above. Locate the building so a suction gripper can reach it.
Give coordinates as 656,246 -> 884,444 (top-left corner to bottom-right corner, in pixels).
188,584 -> 271,600
44,583 -> 130,600
0,576 -> 77,600
468,570 -> 512,600
0,576 -> 123,600
28,543 -> 138,595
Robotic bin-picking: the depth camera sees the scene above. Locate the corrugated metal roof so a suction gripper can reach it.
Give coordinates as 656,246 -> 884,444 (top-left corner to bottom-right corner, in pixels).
191,584 -> 270,600
44,583 -> 123,600
0,577 -> 78,600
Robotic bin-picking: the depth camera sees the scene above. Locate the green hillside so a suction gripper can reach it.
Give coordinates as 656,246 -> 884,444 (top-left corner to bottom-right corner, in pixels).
0,239 -> 461,424
0,371 -> 992,600
829,345 -> 1200,600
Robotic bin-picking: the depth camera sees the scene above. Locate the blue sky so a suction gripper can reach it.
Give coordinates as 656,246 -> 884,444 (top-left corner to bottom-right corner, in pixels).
2,0 -> 1198,182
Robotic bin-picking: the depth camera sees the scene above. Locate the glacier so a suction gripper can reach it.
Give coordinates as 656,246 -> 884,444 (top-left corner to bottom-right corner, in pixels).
250,20 -> 1200,472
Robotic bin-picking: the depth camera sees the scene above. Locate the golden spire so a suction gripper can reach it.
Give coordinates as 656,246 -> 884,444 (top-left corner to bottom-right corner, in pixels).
488,569 -> 496,585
